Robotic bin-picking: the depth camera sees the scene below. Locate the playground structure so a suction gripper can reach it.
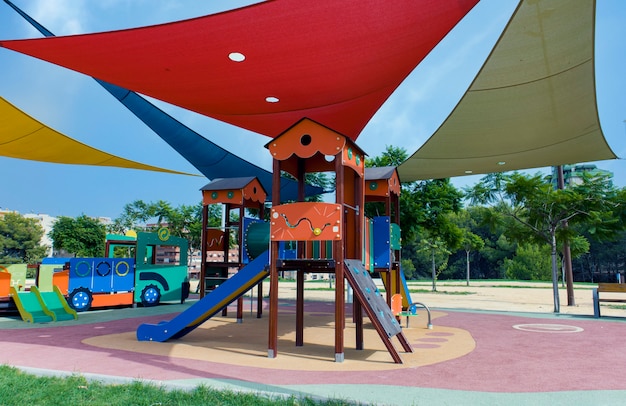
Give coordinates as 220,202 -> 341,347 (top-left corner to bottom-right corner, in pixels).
138,126 -> 423,363
199,176 -> 267,319
266,118 -> 413,363
0,230 -> 190,321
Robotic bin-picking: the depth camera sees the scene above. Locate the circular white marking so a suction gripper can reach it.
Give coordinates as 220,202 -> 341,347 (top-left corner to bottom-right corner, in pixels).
513,324 -> 583,333
266,96 -> 279,103
228,52 -> 245,62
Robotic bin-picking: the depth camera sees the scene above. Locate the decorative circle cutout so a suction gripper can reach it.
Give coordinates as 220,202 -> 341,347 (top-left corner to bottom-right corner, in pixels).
158,227 -> 170,241
74,260 -> 91,277
300,134 -> 312,146
96,261 -> 112,277
115,260 -> 131,277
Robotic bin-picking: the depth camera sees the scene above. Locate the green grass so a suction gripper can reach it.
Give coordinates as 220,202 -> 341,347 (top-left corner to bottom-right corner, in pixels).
0,366 -> 358,406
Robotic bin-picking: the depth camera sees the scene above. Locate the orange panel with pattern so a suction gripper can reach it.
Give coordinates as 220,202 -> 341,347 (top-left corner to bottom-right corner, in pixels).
270,202 -> 342,241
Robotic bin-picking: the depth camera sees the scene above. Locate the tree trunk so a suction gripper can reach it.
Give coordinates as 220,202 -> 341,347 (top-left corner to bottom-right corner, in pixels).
431,249 -> 437,292
563,236 -> 575,305
551,232 -> 560,313
466,250 -> 470,286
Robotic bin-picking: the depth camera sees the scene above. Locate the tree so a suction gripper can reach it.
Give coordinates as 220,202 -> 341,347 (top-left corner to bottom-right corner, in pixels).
461,230 -> 484,286
110,200 -> 210,265
49,215 -> 106,257
466,171 -> 626,313
0,212 -> 47,264
417,237 -> 451,291
366,145 -> 408,167
163,203 -> 204,263
503,243 -> 552,280
448,210 -> 485,285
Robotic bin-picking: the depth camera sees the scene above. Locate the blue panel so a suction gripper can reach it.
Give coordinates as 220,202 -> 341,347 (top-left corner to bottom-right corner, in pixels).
68,258 -> 95,292
110,258 -> 135,292
372,216 -> 391,268
68,258 -> 134,293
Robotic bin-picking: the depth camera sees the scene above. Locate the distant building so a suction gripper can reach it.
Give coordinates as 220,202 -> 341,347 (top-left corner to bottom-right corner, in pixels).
548,164 -> 613,188
23,213 -> 57,257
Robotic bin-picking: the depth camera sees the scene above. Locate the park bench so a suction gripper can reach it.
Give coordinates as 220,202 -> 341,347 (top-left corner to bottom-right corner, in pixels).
593,283 -> 626,318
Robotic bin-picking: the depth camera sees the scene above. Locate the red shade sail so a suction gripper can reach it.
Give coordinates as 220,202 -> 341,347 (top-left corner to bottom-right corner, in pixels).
0,0 -> 478,141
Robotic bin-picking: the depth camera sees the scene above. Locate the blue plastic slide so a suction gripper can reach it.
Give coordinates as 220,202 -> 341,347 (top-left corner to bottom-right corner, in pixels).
137,250 -> 269,342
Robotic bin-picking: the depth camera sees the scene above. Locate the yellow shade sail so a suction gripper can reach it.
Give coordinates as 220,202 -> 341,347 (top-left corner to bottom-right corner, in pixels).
399,0 -> 616,182
0,97 -> 197,176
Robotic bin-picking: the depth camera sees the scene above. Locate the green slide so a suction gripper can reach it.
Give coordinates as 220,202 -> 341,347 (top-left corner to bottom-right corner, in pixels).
10,286 -> 54,323
10,286 -> 77,323
32,285 -> 78,321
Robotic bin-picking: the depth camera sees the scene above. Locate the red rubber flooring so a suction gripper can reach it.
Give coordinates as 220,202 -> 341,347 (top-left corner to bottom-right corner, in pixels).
1,299 -> 625,405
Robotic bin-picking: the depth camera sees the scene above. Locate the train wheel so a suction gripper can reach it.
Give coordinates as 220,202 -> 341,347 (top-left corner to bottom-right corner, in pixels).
140,284 -> 161,307
68,287 -> 92,312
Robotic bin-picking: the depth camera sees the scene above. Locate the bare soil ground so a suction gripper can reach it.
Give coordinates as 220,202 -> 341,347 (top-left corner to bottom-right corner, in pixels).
272,279 -> 626,318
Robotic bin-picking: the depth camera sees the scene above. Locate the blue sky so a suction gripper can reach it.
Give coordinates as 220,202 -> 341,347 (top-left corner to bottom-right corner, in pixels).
0,0 -> 624,219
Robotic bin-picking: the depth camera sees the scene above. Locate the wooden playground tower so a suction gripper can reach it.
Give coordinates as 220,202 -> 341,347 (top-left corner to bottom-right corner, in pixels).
364,166 -> 403,306
199,176 -> 267,321
266,118 -> 411,363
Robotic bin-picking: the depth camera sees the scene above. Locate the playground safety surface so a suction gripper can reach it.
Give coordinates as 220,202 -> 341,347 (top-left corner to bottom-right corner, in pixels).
1,296 -> 626,405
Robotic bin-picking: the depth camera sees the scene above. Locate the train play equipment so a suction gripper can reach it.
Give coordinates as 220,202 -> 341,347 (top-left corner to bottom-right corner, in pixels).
40,230 -> 190,312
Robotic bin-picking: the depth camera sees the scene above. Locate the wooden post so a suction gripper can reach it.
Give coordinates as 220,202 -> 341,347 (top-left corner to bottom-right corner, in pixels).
200,204 -> 208,298
268,159 -> 281,358
334,154 -> 345,362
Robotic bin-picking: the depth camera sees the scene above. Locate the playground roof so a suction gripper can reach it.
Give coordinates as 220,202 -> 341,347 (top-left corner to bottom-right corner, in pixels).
0,0 -> 478,141
364,167 -> 398,181
200,177 -> 261,192
398,0 -> 616,181
0,97 -> 194,176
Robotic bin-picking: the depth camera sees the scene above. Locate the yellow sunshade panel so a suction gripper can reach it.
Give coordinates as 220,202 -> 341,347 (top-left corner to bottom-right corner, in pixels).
399,0 -> 616,182
0,96 -> 197,176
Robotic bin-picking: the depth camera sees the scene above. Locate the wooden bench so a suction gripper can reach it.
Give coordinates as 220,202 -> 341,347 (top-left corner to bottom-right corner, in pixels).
593,283 -> 626,318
